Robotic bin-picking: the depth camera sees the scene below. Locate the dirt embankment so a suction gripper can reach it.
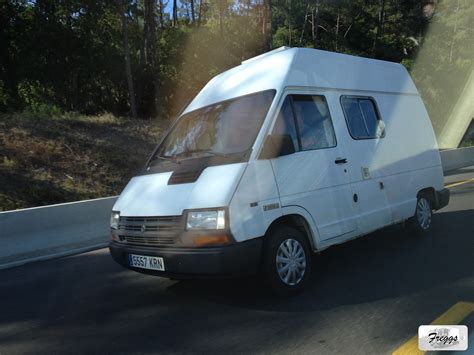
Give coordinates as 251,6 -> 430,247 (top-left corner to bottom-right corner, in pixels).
0,113 -> 167,211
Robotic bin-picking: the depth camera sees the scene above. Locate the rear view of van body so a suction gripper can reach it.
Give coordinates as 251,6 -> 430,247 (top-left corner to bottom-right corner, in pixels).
109,47 -> 449,294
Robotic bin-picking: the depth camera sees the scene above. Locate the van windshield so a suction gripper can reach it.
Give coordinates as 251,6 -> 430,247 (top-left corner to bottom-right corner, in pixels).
152,90 -> 276,162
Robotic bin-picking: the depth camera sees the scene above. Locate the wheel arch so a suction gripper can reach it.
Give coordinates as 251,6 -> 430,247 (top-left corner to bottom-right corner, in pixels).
417,187 -> 436,207
264,207 -> 320,252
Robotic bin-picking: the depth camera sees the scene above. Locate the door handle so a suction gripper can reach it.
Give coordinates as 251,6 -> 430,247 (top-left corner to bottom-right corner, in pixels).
335,158 -> 348,165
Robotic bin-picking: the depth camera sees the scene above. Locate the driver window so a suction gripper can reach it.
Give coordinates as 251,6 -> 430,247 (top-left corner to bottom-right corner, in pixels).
271,96 -> 299,152
291,95 -> 337,151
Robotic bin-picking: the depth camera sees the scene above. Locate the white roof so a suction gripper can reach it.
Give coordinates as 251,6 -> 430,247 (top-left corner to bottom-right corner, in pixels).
184,47 -> 418,114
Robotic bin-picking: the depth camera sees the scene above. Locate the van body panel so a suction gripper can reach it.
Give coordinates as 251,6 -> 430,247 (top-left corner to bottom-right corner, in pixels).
278,205 -> 322,249
228,160 -> 281,242
271,151 -> 358,241
184,47 -> 417,117
332,94 -> 394,233
113,163 -> 246,216
183,50 -> 295,115
320,88 -> 444,235
357,94 -> 440,232
110,47 -> 449,280
265,88 -> 358,241
288,49 -> 418,95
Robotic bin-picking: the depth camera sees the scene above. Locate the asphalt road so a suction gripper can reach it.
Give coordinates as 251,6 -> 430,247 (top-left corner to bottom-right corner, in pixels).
1,173 -> 473,354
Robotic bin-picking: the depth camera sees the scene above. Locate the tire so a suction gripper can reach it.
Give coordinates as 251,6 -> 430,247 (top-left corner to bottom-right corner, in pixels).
262,225 -> 312,296
408,195 -> 433,236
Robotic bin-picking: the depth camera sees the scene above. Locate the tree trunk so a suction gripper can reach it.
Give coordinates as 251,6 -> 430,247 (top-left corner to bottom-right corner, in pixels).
313,0 -> 320,48
372,0 -> 386,55
144,0 -> 156,65
173,0 -> 178,26
288,0 -> 292,46
299,0 -> 310,45
197,0 -> 203,27
137,22 -> 146,115
335,6 -> 340,51
118,0 -> 137,119
144,0 -> 158,116
159,0 -> 164,29
263,0 -> 273,50
190,0 -> 196,24
219,0 -> 224,37
268,0 -> 272,48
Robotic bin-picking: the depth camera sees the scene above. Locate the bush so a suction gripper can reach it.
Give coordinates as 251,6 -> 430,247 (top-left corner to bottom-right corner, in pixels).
17,80 -> 63,119
23,103 -> 63,120
0,80 -> 8,111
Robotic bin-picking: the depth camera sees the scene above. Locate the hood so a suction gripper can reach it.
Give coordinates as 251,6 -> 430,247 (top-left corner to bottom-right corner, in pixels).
112,163 -> 247,216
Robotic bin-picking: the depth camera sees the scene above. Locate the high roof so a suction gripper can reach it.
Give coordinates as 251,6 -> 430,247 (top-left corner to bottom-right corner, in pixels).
184,47 -> 418,114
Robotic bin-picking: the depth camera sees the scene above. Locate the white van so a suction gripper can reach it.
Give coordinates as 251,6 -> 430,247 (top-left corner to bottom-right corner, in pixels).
109,47 -> 449,294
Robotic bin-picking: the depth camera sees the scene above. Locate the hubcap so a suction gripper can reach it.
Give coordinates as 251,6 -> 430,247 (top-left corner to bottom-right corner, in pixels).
416,198 -> 432,230
276,238 -> 306,286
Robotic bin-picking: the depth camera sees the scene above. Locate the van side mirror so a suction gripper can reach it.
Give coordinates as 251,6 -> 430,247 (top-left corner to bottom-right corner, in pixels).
260,134 -> 296,159
376,120 -> 386,138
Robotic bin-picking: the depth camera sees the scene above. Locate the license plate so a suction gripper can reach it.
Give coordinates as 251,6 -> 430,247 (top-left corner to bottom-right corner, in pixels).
128,254 -> 165,271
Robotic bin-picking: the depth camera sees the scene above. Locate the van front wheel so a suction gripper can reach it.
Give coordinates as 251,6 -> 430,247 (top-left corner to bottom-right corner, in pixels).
408,196 -> 433,235
263,226 -> 312,296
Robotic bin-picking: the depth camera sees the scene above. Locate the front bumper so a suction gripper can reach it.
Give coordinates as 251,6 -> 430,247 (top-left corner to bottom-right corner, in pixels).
435,188 -> 450,210
109,238 -> 263,278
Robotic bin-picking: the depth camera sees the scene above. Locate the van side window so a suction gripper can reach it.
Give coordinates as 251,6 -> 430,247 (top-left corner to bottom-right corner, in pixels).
272,96 -> 299,152
291,95 -> 337,151
341,96 -> 383,139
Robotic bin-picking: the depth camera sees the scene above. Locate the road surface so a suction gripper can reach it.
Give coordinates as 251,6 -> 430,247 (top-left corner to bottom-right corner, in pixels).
0,170 -> 473,354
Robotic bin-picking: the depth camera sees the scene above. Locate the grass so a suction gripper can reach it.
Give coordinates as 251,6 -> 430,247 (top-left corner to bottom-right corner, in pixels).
0,111 -> 168,211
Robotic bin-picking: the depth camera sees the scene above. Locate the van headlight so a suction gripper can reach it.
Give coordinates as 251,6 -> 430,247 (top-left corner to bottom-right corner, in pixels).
110,211 -> 120,230
186,209 -> 226,230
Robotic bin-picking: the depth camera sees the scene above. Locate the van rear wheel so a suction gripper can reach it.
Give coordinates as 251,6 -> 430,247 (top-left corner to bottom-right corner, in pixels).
408,196 -> 433,235
263,225 -> 312,296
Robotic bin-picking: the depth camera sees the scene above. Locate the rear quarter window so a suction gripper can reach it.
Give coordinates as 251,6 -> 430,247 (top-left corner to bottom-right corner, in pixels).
340,96 -> 384,139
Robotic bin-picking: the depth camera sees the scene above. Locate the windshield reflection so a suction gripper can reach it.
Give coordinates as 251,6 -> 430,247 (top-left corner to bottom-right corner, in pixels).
152,90 -> 276,164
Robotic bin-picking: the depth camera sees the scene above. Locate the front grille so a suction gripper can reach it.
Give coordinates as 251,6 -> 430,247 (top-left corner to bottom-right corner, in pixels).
118,216 -> 183,246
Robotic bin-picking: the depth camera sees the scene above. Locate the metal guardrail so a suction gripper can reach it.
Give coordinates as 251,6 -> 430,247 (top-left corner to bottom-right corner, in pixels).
0,197 -> 117,269
0,148 -> 472,270
440,147 -> 474,172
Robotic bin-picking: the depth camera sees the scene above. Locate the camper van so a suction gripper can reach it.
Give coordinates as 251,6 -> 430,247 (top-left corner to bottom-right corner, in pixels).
109,47 -> 449,294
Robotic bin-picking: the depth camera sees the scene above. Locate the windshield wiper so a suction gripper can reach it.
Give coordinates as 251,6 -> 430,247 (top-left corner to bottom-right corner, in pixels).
148,154 -> 181,167
156,155 -> 177,161
177,148 -> 253,158
174,149 -> 227,158
147,148 -> 252,170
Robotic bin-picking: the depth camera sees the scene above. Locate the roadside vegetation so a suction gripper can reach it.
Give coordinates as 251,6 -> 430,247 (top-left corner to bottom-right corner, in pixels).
2,1 -> 471,122
0,110 -> 165,211
1,0 -> 472,210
